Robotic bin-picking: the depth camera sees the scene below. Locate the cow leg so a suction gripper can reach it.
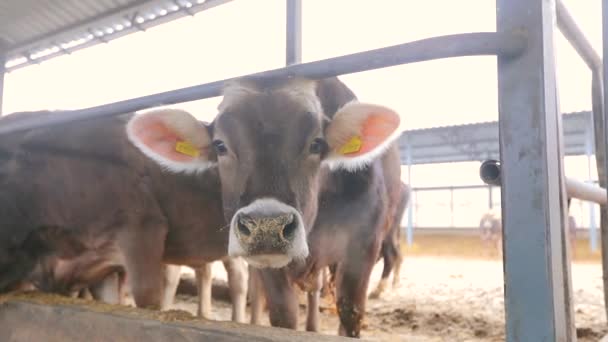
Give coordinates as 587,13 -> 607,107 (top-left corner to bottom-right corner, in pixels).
248,266 -> 265,325
78,288 -> 94,300
160,264 -> 182,310
369,243 -> 394,299
223,258 -> 247,323
496,235 -> 503,258
90,272 -> 123,305
258,268 -> 298,329
195,263 -> 213,319
391,247 -> 404,289
335,240 -> 381,338
320,267 -> 331,298
121,225 -> 166,309
305,271 -> 323,332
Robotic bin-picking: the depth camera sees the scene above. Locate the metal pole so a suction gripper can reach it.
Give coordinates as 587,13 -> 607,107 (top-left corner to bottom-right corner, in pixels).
497,0 -> 574,340
556,0 -> 602,71
481,160 -> 607,205
600,0 -> 608,323
0,32 -> 525,135
285,0 -> 302,66
0,53 -> 5,116
564,177 -> 608,205
586,117 -> 598,251
450,187 -> 454,228
406,143 -> 413,246
488,185 -> 494,210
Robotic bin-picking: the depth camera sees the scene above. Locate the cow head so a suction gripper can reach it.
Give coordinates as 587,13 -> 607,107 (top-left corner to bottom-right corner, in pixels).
126,77 -> 401,268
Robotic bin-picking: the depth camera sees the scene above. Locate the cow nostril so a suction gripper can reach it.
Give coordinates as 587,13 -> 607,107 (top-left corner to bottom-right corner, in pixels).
282,217 -> 297,241
237,219 -> 251,237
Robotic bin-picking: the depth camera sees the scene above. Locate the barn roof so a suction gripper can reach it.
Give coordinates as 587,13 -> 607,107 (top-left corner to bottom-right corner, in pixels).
0,0 -> 232,71
398,111 -> 594,165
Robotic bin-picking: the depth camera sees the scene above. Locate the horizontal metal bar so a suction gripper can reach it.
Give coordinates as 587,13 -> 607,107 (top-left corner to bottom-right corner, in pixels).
480,160 -> 607,205
0,31 -> 526,136
412,184 -> 497,192
565,177 -> 608,205
556,0 -> 602,70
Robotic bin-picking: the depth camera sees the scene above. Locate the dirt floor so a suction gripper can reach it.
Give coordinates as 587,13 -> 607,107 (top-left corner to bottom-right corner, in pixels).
169,235 -> 607,341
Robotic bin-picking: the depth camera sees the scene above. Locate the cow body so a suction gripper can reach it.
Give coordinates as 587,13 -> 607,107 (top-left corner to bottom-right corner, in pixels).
245,80 -> 403,338
249,181 -> 410,332
0,112 -> 246,319
127,76 -> 404,337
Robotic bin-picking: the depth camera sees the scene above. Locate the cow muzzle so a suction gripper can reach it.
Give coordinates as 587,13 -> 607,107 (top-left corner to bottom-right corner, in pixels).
227,198 -> 309,268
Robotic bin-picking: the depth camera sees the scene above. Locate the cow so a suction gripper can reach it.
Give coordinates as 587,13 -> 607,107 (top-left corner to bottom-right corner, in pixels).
479,198 -> 577,258
125,76 -> 404,337
247,181 -> 409,329
0,110 -> 247,322
479,208 -> 502,257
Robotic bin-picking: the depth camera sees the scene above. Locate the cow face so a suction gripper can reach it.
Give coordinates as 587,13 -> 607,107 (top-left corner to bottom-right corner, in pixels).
126,77 -> 401,268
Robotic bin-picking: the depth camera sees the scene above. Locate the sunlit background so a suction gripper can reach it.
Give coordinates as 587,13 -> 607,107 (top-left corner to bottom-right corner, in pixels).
2,0 -> 602,237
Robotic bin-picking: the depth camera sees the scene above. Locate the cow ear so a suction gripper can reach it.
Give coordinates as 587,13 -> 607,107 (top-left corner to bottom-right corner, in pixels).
126,109 -> 216,173
324,101 -> 401,171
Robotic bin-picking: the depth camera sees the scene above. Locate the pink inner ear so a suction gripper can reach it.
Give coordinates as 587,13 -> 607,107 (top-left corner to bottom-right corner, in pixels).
347,111 -> 400,157
131,118 -> 197,163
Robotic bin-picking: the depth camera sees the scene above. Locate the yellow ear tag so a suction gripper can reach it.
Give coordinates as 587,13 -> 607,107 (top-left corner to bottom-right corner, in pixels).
339,136 -> 363,155
175,140 -> 200,157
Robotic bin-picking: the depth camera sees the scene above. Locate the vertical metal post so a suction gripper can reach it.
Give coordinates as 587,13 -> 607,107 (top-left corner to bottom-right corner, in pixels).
585,116 -> 598,251
600,0 -> 608,322
0,54 -> 5,115
406,143 -> 413,246
488,185 -> 494,209
285,0 -> 302,65
449,187 -> 454,228
497,0 -> 574,341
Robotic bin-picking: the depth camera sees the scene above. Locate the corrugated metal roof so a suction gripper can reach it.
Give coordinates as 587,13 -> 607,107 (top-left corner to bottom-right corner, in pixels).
0,0 -> 233,71
398,111 -> 593,165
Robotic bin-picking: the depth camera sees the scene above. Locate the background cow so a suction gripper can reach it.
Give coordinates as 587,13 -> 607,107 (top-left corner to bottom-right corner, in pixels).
126,76 -> 404,338
479,208 -> 502,257
479,199 -> 577,258
0,110 -> 247,322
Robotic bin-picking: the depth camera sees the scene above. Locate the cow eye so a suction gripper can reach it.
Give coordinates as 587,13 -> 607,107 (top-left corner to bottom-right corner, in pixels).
212,140 -> 228,155
309,138 -> 327,155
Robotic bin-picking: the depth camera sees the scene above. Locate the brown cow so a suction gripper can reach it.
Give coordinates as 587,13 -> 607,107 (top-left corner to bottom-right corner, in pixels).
0,110 -> 247,320
126,76 -> 403,337
248,181 -> 409,330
